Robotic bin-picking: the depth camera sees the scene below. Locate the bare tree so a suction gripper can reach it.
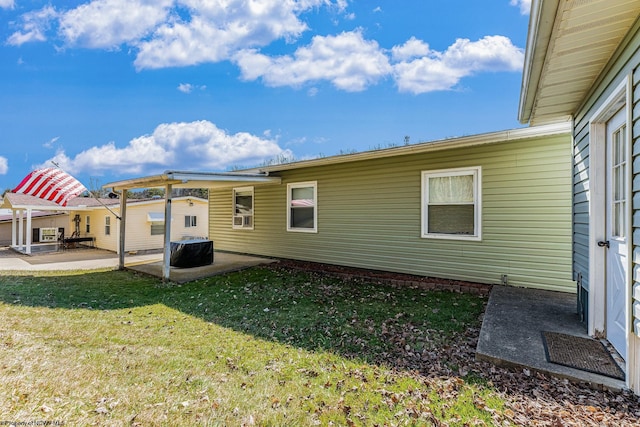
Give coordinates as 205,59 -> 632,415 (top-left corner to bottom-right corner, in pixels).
87,177 -> 108,198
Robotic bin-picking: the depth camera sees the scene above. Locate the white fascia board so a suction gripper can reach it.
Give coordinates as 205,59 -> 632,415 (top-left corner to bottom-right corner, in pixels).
7,204 -> 86,211
119,197 -> 208,209
518,0 -> 561,124
104,171 -> 280,191
253,122 -> 572,174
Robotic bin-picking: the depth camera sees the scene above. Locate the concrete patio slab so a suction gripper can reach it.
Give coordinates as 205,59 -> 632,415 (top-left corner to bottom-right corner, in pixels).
126,251 -> 277,283
477,285 -> 626,392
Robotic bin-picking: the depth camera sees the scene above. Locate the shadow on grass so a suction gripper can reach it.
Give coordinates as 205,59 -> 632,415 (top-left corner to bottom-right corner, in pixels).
4,267 -> 640,427
0,266 -> 486,371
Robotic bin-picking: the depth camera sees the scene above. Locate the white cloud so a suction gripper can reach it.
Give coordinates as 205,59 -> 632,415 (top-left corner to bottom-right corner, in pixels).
235,32 -> 522,94
8,0 -> 346,69
43,136 -> 60,149
392,35 -> 524,94
442,35 -> 523,71
6,1 -> 524,95
391,36 -> 430,61
234,30 -> 392,92
178,83 -> 206,93
373,6 -> 382,13
178,83 -> 194,93
0,156 -> 8,175
510,0 -> 531,15
133,0 -> 333,69
0,0 -> 14,10
59,0 -> 172,49
7,6 -> 58,46
39,120 -> 292,175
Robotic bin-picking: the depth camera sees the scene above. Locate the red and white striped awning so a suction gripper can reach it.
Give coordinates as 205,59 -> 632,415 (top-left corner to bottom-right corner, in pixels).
12,167 -> 87,207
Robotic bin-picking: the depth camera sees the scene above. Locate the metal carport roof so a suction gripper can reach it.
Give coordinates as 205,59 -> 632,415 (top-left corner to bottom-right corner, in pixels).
103,170 -> 281,281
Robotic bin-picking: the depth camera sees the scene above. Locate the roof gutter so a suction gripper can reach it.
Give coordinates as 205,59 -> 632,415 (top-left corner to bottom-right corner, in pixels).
518,0 -> 561,124
104,171 -> 280,191
164,170 -> 275,183
253,122 -> 571,174
104,173 -> 176,190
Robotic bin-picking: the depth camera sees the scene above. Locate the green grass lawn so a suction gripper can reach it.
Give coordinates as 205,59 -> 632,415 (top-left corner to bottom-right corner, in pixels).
0,266 -> 506,426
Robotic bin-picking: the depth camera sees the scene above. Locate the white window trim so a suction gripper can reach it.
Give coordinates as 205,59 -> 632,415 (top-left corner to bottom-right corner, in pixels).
105,215 -> 111,236
232,186 -> 254,230
287,181 -> 317,233
185,215 -> 197,228
421,166 -> 482,241
150,223 -> 164,236
587,77 -> 630,338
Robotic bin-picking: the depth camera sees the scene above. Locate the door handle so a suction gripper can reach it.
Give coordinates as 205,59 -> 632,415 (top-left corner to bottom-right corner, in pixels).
597,240 -> 610,248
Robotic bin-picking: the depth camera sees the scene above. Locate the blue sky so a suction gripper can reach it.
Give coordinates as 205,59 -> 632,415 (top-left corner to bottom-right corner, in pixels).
0,0 -> 531,191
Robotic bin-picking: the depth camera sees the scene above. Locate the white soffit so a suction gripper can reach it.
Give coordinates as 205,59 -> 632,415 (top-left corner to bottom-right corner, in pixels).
522,0 -> 640,125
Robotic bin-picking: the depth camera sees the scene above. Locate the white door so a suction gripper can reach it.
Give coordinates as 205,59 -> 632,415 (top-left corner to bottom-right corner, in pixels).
605,107 -> 628,358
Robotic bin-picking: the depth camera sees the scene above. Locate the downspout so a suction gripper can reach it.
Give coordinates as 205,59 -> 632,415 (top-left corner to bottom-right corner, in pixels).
11,209 -> 16,248
118,190 -> 127,270
18,209 -> 23,251
570,115 -> 581,318
162,184 -> 173,282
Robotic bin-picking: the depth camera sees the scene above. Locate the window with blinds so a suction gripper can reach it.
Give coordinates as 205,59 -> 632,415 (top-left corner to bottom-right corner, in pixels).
422,167 -> 481,240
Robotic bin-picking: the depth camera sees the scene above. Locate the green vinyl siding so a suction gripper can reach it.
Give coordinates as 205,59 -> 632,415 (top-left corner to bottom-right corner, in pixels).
573,118 -> 590,300
210,134 -> 573,292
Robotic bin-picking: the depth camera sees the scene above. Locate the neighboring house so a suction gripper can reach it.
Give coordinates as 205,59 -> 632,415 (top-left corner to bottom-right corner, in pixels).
1,193 -> 208,254
0,193 -> 103,252
518,0 -> 640,394
76,196 -> 208,253
204,124 -> 574,292
0,211 -> 68,246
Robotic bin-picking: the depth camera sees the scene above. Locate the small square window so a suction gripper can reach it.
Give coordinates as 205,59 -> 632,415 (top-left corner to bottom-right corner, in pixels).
185,215 -> 197,228
150,224 -> 164,235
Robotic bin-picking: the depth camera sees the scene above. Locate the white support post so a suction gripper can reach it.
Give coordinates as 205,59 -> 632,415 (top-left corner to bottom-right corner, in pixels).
11,210 -> 16,248
118,191 -> 127,270
162,184 -> 173,282
18,209 -> 24,251
25,208 -> 32,255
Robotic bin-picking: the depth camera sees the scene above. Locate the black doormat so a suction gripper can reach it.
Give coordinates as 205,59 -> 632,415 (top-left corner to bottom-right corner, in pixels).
542,331 -> 625,380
